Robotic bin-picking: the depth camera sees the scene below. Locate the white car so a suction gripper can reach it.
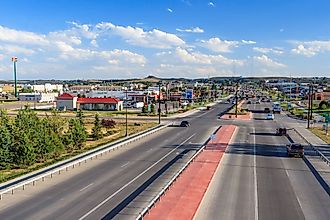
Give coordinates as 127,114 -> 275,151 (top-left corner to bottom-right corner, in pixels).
266,113 -> 274,120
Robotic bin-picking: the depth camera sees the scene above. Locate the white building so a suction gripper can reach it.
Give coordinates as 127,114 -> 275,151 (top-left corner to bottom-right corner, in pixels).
18,92 -> 58,103
56,93 -> 78,110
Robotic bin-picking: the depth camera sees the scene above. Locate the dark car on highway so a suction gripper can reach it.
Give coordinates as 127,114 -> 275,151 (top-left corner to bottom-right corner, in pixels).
287,143 -> 304,157
180,121 -> 190,127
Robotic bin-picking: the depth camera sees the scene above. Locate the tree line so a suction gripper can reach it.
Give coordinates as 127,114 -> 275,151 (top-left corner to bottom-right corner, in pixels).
0,108 -> 118,170
0,108 -> 88,169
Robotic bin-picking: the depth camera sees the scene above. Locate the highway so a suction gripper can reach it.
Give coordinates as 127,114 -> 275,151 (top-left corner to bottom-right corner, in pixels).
0,102 -> 232,220
195,102 -> 330,220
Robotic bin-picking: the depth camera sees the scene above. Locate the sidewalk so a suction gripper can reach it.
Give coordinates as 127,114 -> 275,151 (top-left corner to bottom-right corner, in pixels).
294,127 -> 330,159
289,127 -> 330,194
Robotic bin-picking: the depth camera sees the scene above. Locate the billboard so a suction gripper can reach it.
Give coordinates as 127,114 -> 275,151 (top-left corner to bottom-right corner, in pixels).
186,89 -> 194,99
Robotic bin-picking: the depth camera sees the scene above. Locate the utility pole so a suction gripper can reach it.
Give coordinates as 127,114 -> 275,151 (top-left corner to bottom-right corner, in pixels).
307,84 -> 311,129
125,89 -> 128,136
12,57 -> 18,98
158,81 -> 161,124
310,84 -> 314,124
235,83 -> 238,118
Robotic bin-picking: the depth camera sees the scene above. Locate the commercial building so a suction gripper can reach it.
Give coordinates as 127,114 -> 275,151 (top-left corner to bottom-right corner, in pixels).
56,93 -> 78,110
56,93 -> 123,111
77,97 -> 123,111
18,92 -> 58,103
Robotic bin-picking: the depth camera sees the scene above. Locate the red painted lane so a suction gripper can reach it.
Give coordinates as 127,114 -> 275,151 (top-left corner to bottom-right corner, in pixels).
144,125 -> 236,220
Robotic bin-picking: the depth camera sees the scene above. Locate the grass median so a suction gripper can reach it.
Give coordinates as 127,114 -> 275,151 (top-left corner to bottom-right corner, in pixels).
309,127 -> 330,144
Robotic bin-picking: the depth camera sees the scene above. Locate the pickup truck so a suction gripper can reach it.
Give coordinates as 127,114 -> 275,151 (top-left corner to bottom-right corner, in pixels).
286,143 -> 304,157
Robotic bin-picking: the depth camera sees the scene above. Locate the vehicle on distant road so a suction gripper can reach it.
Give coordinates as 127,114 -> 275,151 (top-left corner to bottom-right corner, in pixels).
264,107 -> 270,113
180,120 -> 190,127
286,143 -> 304,157
256,100 -> 260,104
276,127 -> 287,136
247,100 -> 251,104
266,113 -> 274,120
206,106 -> 211,110
272,102 -> 281,114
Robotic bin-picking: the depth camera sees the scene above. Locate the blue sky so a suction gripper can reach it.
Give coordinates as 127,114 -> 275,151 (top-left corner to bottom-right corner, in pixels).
1,0 -> 330,79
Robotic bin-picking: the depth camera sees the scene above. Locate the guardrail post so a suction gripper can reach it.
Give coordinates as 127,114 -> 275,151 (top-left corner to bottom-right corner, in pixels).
42,177 -> 44,181
33,181 -> 35,186
22,185 -> 25,190
11,189 -> 14,194
0,194 -> 2,200
58,170 -> 61,174
50,174 -> 53,178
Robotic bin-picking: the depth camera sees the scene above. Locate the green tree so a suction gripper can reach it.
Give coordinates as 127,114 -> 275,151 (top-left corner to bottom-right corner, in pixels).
150,104 -> 156,114
318,100 -> 329,109
92,114 -> 102,140
0,124 -> 13,169
76,109 -> 84,125
67,118 -> 88,151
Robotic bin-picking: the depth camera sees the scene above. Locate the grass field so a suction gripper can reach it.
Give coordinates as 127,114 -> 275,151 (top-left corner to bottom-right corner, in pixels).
309,127 -> 330,144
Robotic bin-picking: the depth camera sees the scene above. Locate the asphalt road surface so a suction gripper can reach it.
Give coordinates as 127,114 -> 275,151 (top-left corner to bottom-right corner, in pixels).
195,102 -> 330,220
0,103 -> 232,220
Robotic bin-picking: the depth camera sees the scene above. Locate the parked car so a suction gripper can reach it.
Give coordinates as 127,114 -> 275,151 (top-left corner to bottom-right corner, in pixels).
266,113 -> 274,120
286,143 -> 304,157
180,121 -> 190,127
247,100 -> 251,104
264,107 -> 270,113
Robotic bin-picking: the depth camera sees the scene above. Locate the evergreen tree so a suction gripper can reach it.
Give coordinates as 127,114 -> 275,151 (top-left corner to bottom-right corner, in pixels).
68,118 -> 88,150
0,124 -> 13,169
92,114 -> 102,140
76,109 -> 84,125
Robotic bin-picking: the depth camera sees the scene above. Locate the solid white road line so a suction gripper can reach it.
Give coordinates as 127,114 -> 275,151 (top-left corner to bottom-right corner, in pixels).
79,133 -> 196,220
79,183 -> 94,192
253,127 -> 259,220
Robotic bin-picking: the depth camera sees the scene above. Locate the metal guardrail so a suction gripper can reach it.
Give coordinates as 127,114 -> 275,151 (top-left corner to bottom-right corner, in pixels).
292,128 -> 330,166
135,125 -> 223,220
0,124 -> 168,200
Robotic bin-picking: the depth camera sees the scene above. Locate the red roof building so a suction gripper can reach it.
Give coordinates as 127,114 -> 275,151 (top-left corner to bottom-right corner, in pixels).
77,97 -> 123,111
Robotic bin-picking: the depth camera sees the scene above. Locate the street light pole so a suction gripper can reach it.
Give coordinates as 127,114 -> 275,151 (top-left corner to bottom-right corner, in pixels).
158,82 -> 161,124
12,57 -> 18,98
307,84 -> 311,129
125,89 -> 128,136
235,83 -> 238,118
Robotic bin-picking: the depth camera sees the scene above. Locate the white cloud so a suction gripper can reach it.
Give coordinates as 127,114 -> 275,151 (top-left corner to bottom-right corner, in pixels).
253,55 -> 286,68
175,47 -> 243,65
291,40 -> 330,57
176,27 -> 204,33
199,38 -> 255,53
167,8 -> 173,13
200,38 -> 239,53
0,44 -> 35,55
208,2 -> 215,7
253,47 -> 283,54
95,22 -> 185,49
241,40 -> 256,44
0,25 -> 48,46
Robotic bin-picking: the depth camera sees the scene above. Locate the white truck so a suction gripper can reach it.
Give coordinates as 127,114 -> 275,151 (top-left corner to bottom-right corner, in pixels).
133,102 -> 144,108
